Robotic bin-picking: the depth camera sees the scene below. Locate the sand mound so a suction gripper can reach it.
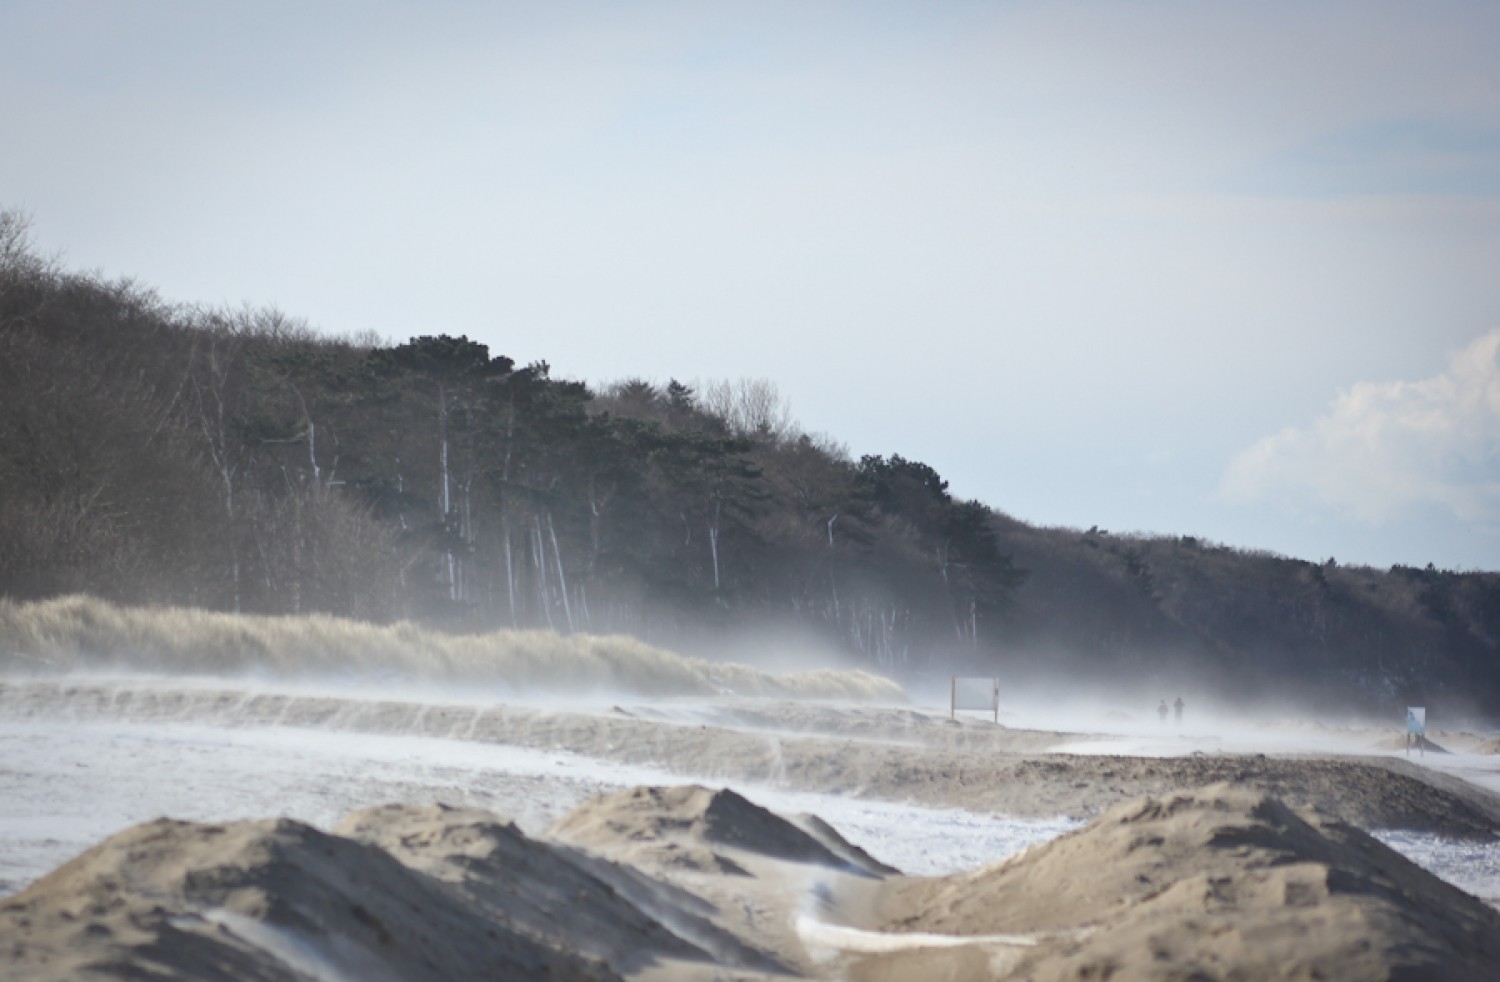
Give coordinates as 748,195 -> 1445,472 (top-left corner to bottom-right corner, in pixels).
1370,732 -> 1453,754
551,785 -> 893,878
0,594 -> 903,700
335,802 -> 784,976
551,786 -> 898,979
0,815 -> 615,981
860,784 -> 1500,980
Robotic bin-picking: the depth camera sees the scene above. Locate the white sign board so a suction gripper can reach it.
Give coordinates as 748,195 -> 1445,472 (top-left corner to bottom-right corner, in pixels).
951,677 -> 1000,722
1406,706 -> 1427,757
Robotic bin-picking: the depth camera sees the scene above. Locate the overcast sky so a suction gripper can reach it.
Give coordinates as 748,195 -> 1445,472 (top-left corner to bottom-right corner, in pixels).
4,1 -> 1498,571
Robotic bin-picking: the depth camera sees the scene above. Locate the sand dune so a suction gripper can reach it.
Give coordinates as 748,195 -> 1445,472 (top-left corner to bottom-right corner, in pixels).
1415,731 -> 1500,756
856,784 -> 1500,980
0,814 -> 618,981
550,785 -> 895,878
335,802 -> 783,978
5,783 -> 1498,980
0,595 -> 901,701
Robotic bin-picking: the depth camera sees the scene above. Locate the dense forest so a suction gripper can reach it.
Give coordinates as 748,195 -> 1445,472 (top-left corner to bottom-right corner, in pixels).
2,210 -> 1497,716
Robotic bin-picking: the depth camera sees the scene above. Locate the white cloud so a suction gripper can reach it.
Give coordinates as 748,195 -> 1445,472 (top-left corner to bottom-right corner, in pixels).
1221,329 -> 1500,526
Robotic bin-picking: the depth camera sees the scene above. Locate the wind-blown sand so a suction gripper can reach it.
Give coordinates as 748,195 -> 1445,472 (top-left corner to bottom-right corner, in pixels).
0,596 -> 903,701
5,674 -> 1500,977
6,679 -> 1498,835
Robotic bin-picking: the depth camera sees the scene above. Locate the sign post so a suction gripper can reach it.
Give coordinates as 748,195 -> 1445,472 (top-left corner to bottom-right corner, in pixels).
951,677 -> 1000,723
1406,706 -> 1426,757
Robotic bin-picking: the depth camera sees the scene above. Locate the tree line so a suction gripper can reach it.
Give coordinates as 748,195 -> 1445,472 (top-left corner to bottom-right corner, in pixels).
0,211 -> 1019,671
2,209 -> 1496,714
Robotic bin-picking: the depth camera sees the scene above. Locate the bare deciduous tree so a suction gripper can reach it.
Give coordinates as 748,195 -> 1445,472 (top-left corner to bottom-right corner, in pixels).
697,377 -> 797,443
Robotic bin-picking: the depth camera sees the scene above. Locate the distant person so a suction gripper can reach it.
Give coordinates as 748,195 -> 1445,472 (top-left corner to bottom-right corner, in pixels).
1157,700 -> 1168,724
1174,696 -> 1185,725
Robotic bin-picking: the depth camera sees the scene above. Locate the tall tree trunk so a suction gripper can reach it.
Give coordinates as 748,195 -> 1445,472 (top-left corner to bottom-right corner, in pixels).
708,498 -> 721,592
502,514 -> 517,628
548,511 -> 574,633
532,518 -> 554,630
438,382 -> 455,602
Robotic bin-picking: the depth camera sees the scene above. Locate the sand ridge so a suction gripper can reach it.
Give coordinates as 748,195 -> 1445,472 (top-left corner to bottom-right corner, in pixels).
548,785 -> 895,878
548,785 -> 901,978
334,802 -> 785,978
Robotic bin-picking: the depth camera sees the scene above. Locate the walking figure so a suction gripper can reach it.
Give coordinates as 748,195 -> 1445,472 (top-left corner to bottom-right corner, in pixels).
1174,696 -> 1184,725
1157,700 -> 1168,724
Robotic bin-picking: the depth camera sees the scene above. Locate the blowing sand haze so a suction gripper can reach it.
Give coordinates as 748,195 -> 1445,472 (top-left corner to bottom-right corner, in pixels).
0,596 -> 902,701
5,601 -> 1500,979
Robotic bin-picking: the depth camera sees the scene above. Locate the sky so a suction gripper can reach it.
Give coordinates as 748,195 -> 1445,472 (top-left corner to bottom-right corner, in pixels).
3,1 -> 1498,571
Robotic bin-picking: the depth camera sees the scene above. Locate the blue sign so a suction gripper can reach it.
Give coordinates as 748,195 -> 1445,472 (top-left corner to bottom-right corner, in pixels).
1407,707 -> 1426,736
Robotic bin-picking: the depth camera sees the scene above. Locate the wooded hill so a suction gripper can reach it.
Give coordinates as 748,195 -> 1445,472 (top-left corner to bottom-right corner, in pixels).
2,211 -> 1497,716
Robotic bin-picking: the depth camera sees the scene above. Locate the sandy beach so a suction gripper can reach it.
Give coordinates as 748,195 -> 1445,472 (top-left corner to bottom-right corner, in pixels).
4,677 -> 1500,979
